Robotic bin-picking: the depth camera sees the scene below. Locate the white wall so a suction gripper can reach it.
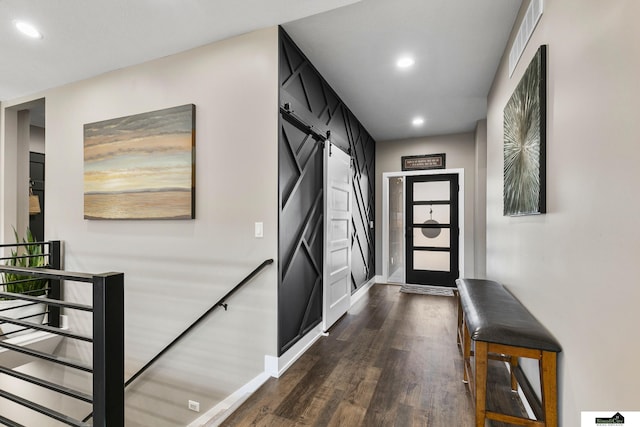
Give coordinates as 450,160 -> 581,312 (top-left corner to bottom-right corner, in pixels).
486,1 -> 640,425
1,27 -> 279,426
376,132 -> 476,278
474,120 -> 487,279
0,109 -> 30,240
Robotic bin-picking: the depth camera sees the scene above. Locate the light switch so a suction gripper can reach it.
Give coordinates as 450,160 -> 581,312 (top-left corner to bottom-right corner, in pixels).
255,222 -> 263,238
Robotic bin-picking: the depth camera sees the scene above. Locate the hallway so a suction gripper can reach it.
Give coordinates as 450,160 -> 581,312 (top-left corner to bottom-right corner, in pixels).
221,284 -> 525,426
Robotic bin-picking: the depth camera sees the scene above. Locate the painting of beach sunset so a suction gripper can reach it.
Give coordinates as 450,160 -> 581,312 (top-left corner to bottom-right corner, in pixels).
84,104 -> 195,220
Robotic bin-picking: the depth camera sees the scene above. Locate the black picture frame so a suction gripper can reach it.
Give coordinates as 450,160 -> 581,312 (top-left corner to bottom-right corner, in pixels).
401,153 -> 446,171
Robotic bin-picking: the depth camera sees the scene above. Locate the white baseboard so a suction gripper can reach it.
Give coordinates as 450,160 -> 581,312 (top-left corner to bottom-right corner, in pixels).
263,277 -> 378,380
188,325 -> 324,427
351,276 -> 377,305
265,323 -> 324,378
186,371 -> 270,427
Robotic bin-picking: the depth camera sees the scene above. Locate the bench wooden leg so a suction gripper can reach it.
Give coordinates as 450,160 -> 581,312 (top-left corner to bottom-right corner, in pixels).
463,320 -> 471,384
540,351 -> 558,427
474,341 -> 488,427
456,290 -> 462,347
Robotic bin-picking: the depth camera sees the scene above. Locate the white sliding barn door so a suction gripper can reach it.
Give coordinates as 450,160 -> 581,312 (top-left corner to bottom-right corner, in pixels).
322,142 -> 352,332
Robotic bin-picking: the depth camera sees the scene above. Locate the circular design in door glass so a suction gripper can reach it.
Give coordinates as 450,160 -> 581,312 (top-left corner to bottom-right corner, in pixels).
422,219 -> 441,238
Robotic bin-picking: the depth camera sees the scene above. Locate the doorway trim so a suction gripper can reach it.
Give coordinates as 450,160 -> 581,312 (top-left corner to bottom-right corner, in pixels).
1,97 -> 46,243
381,168 -> 465,284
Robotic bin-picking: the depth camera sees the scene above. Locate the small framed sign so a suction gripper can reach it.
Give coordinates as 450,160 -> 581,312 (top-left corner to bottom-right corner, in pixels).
401,153 -> 446,171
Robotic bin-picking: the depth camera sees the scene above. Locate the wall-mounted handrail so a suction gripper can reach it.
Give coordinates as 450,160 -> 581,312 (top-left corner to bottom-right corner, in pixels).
82,258 -> 274,423
125,258 -> 273,387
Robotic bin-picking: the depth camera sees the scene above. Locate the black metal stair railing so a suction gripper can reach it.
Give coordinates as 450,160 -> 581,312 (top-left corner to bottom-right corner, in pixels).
0,240 -> 124,427
0,239 -> 273,426
0,240 -> 62,333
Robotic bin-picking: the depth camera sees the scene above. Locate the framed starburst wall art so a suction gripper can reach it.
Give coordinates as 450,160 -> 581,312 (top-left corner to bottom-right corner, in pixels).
503,45 -> 547,216
84,104 -> 196,220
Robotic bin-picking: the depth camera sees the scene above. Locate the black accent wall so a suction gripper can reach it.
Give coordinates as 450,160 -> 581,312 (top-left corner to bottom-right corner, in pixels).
278,29 -> 376,354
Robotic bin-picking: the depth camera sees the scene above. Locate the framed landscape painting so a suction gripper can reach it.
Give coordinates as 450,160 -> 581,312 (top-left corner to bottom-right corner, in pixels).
503,45 -> 547,216
84,104 -> 195,220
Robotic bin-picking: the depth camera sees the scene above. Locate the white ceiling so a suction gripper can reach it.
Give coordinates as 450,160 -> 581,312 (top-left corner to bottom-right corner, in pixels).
283,0 -> 522,140
1,0 -> 522,141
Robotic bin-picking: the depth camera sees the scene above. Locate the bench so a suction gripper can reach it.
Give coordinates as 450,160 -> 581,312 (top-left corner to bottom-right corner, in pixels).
455,278 -> 561,427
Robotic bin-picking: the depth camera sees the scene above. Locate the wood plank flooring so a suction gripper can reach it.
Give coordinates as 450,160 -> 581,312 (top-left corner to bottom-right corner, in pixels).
221,284 -> 527,427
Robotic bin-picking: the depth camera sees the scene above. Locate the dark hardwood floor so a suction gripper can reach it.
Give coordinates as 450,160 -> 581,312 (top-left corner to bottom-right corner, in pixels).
221,284 -> 526,426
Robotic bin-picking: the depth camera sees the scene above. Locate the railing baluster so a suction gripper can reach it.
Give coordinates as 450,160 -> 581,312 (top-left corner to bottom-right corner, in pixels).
48,240 -> 62,328
92,272 -> 125,427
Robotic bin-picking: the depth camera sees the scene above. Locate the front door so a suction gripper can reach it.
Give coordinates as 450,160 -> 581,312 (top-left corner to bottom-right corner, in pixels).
405,174 -> 459,287
322,142 -> 352,331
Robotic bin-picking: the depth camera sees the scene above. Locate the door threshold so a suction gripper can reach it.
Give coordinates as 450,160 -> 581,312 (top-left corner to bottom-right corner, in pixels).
399,283 -> 455,296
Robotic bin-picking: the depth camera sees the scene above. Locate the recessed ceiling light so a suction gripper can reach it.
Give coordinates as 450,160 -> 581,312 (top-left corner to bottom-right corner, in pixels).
396,56 -> 415,69
412,117 -> 425,126
14,20 -> 43,39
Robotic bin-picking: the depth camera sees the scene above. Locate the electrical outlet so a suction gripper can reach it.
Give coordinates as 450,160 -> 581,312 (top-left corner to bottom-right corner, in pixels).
188,400 -> 200,412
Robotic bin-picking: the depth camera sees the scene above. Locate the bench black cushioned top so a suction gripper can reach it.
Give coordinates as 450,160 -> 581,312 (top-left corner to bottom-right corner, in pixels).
456,278 -> 561,352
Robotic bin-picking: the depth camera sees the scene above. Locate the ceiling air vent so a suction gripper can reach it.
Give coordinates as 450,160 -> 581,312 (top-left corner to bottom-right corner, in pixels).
509,0 -> 543,77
